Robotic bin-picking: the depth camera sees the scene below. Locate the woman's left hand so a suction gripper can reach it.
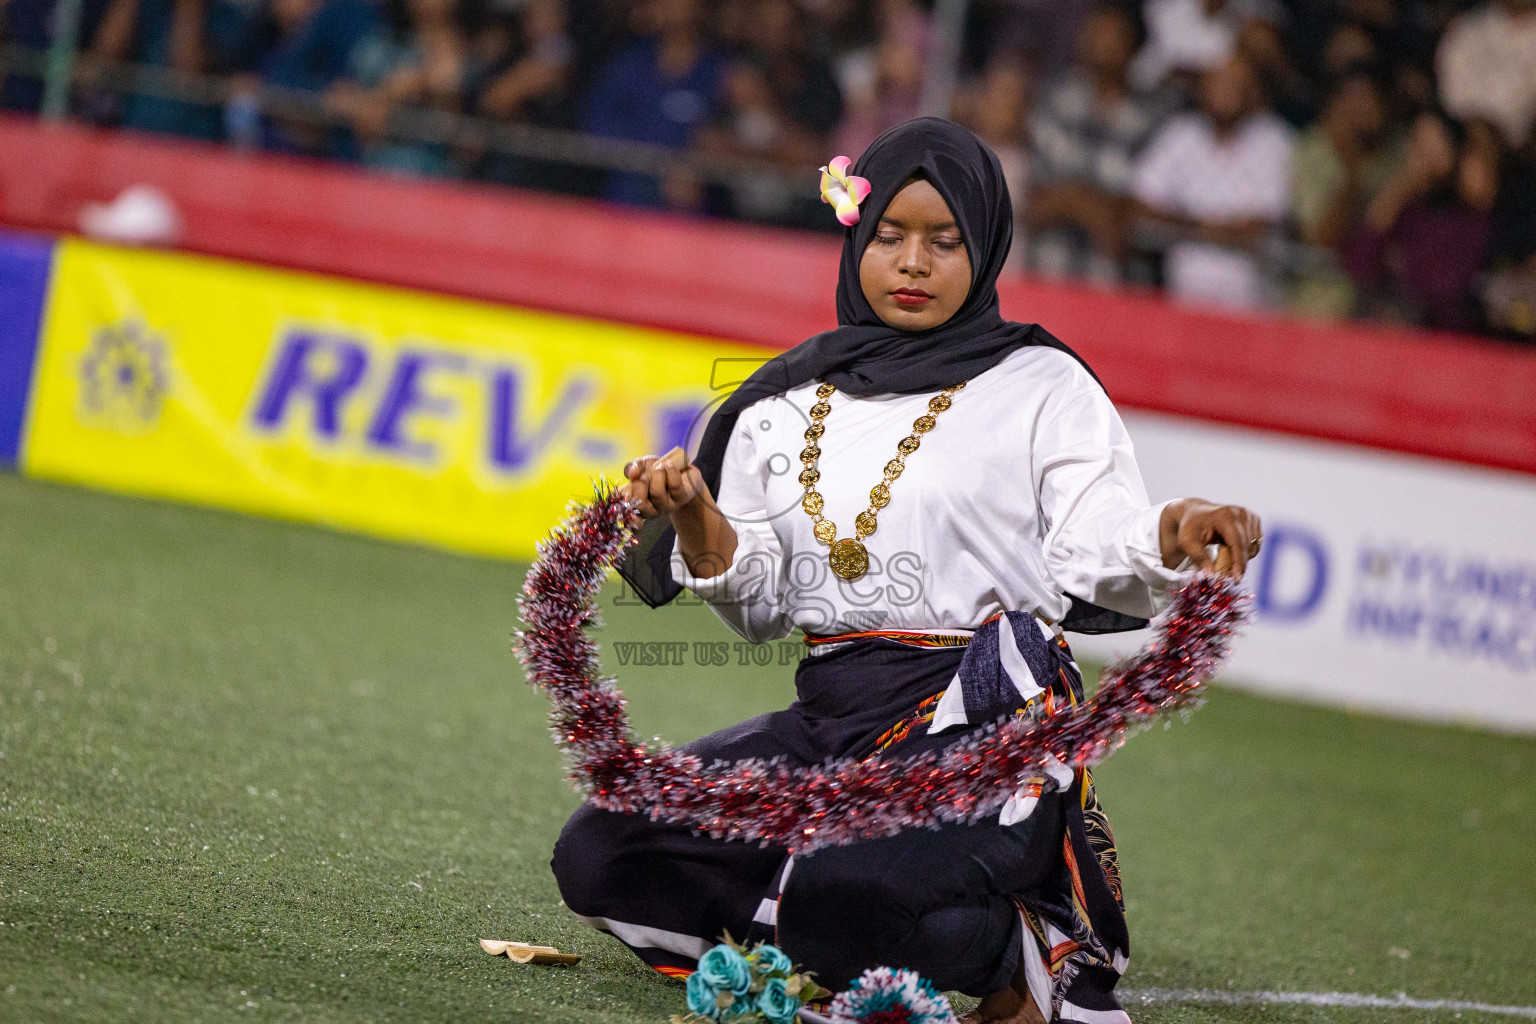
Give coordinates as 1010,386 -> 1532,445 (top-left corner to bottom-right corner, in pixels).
1159,499 -> 1263,578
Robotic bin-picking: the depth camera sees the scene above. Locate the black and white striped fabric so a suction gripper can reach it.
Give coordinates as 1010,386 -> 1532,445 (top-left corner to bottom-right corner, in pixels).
929,610 -> 1078,732
926,611 -> 1078,826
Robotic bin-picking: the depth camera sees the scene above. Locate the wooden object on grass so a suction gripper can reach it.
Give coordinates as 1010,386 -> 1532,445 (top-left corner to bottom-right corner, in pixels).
479,939 -> 583,965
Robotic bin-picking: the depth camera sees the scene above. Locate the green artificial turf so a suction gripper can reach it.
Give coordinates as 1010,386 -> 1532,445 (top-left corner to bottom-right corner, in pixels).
1,472 -> 1533,1023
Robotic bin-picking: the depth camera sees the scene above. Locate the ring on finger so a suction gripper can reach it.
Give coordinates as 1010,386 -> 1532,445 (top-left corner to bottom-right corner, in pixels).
1248,538 -> 1262,556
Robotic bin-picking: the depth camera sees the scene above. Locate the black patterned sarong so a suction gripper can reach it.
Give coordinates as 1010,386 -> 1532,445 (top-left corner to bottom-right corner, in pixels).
551,616 -> 1132,1022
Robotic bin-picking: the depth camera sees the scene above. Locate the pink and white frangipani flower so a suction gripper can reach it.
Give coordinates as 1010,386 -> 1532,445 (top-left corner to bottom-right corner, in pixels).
819,155 -> 872,227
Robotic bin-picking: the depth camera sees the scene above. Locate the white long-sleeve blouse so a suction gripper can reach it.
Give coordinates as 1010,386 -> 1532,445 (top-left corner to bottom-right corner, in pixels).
670,345 -> 1185,642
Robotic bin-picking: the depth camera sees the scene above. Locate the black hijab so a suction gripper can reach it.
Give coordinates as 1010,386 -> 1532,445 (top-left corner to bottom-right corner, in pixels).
618,117 -> 1146,633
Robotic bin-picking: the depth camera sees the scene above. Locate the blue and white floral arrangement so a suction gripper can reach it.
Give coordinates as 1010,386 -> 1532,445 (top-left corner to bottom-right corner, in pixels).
671,938 -> 830,1024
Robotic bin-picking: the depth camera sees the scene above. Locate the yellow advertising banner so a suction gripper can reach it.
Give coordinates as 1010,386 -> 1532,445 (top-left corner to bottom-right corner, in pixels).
24,238 -> 769,560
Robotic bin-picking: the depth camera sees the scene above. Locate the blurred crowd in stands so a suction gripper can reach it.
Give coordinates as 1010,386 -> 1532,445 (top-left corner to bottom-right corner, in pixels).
3,0 -> 1536,339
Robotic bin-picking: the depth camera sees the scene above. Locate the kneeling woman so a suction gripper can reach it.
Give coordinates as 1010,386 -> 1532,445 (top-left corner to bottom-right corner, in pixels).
551,118 -> 1259,1024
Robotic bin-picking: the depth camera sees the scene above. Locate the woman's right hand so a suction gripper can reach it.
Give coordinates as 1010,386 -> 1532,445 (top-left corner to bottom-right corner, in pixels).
621,449 -> 707,521
621,449 -> 739,579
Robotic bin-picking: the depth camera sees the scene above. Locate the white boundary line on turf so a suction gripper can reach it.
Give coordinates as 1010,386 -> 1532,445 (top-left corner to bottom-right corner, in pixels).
1120,987 -> 1536,1018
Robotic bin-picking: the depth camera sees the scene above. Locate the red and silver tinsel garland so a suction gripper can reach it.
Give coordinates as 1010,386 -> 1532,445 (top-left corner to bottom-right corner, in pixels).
513,487 -> 1248,855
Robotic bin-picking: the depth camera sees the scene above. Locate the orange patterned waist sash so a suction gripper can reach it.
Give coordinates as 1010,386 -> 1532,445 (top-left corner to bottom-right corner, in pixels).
801,627 -> 978,649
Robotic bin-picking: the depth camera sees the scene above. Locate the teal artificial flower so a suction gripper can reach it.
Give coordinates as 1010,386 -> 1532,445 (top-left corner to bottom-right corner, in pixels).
756,977 -> 801,1024
751,944 -> 795,977
686,970 -> 721,1018
698,944 -> 753,996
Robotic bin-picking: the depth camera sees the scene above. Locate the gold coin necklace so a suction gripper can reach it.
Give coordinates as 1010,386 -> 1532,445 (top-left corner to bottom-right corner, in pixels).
799,379 -> 967,581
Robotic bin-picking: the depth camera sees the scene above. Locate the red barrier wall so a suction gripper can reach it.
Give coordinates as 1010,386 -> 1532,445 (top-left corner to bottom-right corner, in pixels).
7,114 -> 1535,476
